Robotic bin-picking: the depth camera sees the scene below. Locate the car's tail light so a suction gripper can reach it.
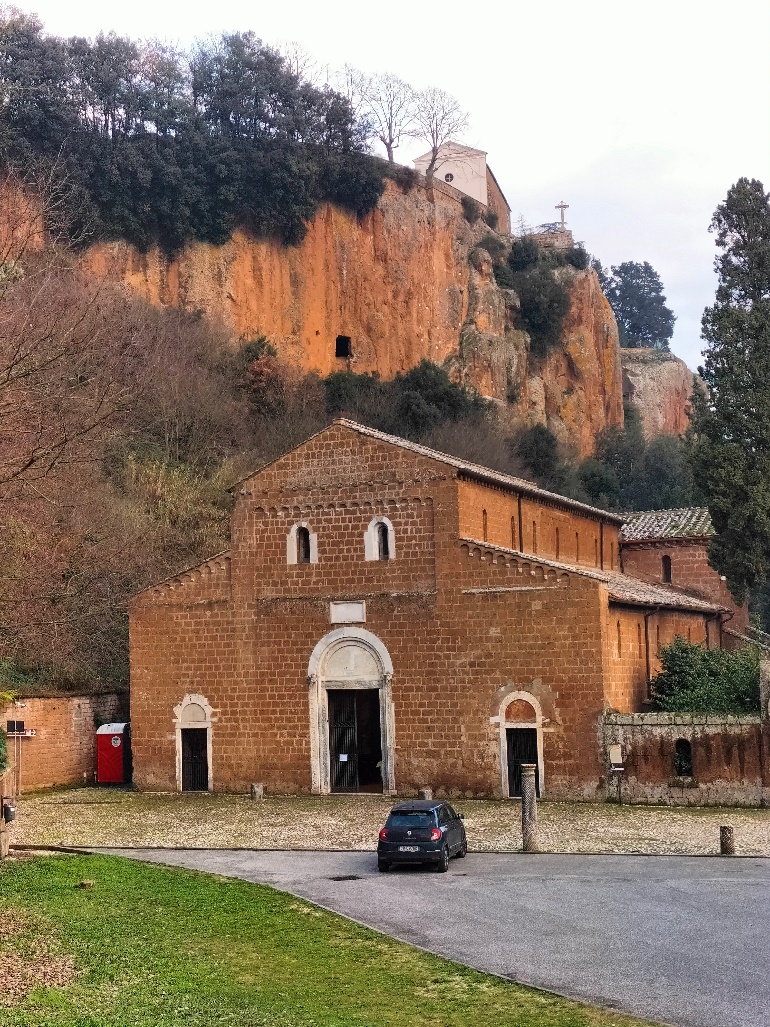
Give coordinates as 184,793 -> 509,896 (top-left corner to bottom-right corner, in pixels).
379,828 -> 388,840
430,828 -> 441,841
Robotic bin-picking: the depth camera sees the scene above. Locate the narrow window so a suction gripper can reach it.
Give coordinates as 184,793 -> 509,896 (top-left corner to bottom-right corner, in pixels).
610,540 -> 615,570
637,622 -> 642,656
575,532 -> 580,563
555,527 -> 560,560
687,625 -> 692,642
377,522 -> 390,560
674,738 -> 693,777
532,521 -> 538,554
616,620 -> 621,657
594,538 -> 599,566
662,554 -> 672,583
511,516 -> 517,550
482,509 -> 488,542
296,526 -> 311,564
656,625 -> 661,656
335,335 -> 351,358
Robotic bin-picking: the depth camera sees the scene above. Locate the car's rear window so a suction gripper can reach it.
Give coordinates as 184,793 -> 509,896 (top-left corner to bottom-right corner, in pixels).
386,812 -> 435,829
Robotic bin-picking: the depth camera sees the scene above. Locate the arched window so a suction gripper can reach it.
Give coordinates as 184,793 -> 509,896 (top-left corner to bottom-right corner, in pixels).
482,509 -> 488,542
532,521 -> 538,554
511,516 -> 517,550
377,522 -> 390,560
662,554 -> 672,583
555,527 -> 560,560
674,738 -> 693,777
287,521 -> 317,565
616,620 -> 621,657
364,517 -> 396,562
594,538 -> 599,566
575,532 -> 580,562
297,526 -> 311,563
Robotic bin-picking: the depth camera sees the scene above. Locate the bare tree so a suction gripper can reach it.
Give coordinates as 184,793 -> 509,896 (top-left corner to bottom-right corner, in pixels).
411,87 -> 469,182
359,72 -> 416,163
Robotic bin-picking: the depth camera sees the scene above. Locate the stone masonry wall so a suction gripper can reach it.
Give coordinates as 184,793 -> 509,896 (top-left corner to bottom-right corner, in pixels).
621,540 -> 748,631
603,712 -> 769,806
1,693 -> 128,792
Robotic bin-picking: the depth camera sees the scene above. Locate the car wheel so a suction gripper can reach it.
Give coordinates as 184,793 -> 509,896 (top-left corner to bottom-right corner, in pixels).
377,859 -> 390,873
436,846 -> 449,873
456,837 -> 467,858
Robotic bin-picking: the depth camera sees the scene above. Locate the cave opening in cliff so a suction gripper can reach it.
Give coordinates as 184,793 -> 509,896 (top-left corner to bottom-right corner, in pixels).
336,335 -> 352,358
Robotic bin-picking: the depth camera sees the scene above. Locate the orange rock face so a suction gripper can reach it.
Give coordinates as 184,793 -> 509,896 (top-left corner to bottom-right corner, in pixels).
77,178 -> 623,456
621,349 -> 695,437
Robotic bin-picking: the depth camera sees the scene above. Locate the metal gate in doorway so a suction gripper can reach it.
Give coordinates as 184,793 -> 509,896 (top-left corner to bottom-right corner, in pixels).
181,728 -> 208,791
506,727 -> 540,797
328,689 -> 382,793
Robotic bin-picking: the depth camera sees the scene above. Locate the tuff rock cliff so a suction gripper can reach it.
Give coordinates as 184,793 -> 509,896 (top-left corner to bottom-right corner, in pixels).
80,178 -> 624,457
621,348 -> 696,437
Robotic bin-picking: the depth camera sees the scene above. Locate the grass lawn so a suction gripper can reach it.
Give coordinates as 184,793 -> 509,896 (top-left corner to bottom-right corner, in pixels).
0,854 -> 657,1027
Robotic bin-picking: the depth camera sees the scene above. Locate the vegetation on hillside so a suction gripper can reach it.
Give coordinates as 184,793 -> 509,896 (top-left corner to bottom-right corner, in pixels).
650,636 -> 760,714
592,259 -> 675,350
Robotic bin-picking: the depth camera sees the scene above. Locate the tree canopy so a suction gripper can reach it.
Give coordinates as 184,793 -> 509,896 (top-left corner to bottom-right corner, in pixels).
690,177 -> 770,604
593,259 -> 675,349
0,12 -> 393,253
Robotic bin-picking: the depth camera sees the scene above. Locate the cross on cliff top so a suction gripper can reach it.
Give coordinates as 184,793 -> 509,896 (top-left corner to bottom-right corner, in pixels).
555,200 -> 569,228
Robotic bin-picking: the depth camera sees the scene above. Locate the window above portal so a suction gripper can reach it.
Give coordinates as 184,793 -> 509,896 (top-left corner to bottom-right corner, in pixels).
287,521 -> 318,565
364,516 -> 396,562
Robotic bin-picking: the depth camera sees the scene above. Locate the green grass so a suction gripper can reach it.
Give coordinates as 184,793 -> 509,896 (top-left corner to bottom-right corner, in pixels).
0,854 -> 655,1026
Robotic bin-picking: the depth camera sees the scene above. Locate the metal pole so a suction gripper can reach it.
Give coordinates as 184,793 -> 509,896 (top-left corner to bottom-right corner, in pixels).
521,764 -> 540,853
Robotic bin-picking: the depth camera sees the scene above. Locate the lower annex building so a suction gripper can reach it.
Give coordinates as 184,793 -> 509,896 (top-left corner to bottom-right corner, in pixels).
129,420 -> 735,799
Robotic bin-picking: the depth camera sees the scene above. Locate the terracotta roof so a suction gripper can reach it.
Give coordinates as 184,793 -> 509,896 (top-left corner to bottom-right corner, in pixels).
621,508 -> 714,542
460,537 -> 724,614
333,420 -> 625,524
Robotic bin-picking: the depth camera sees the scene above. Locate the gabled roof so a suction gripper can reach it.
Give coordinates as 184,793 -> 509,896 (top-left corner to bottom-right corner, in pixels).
414,142 -> 487,163
278,419 -> 624,524
460,537 -> 725,614
621,507 -> 714,543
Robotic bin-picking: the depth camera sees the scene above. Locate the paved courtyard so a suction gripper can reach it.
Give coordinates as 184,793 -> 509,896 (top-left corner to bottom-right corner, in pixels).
100,848 -> 770,1027
10,788 -> 770,854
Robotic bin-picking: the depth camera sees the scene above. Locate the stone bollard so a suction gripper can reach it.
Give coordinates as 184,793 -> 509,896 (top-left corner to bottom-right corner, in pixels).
720,825 -> 735,856
418,787 -> 433,801
249,783 -> 264,800
521,764 -> 540,853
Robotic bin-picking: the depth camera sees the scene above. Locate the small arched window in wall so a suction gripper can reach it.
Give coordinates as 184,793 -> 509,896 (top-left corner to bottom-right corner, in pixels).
287,521 -> 318,565
637,622 -> 642,656
575,532 -> 580,563
656,624 -> 661,656
616,619 -> 621,657
511,516 -> 517,550
532,521 -> 538,554
674,738 -> 693,777
364,516 -> 396,561
482,509 -> 488,542
594,538 -> 599,566
662,554 -> 672,583
555,527 -> 560,560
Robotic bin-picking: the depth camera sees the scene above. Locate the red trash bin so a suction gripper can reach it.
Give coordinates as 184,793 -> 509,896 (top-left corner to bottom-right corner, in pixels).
96,723 -> 130,784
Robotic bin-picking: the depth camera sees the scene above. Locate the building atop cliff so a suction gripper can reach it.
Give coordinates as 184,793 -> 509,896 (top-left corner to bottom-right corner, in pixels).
413,142 -> 511,233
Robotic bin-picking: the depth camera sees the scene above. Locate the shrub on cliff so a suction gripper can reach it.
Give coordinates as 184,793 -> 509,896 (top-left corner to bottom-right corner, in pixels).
650,636 -> 760,714
461,195 -> 482,224
514,263 -> 571,357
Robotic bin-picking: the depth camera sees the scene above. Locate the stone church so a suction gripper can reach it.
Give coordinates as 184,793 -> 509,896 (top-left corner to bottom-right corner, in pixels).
129,420 -> 733,799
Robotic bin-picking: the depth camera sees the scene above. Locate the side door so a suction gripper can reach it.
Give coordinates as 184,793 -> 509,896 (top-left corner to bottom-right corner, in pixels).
445,804 -> 462,852
437,805 -> 456,853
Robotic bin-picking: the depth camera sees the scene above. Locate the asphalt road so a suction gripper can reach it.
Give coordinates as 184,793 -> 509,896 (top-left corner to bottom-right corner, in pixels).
99,848 -> 770,1027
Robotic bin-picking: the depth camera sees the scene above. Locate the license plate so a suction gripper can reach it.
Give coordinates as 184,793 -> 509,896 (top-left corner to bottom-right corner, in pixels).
399,845 -> 419,852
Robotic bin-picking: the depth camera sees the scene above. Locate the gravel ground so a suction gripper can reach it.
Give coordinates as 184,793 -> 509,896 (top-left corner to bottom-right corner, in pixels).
8,789 -> 770,855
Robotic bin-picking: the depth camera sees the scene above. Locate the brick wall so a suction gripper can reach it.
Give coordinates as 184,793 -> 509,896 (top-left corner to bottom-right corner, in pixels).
621,540 -> 748,630
1,693 -> 127,792
457,478 -> 620,571
604,712 -> 769,806
485,169 -> 511,234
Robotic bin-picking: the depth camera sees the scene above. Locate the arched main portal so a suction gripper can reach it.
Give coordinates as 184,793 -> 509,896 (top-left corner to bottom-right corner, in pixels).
173,693 -> 214,792
307,628 -> 396,795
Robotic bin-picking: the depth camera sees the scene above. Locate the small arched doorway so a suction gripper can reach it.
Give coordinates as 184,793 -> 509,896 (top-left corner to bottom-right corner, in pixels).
173,693 -> 214,792
308,628 -> 395,795
495,691 -> 544,798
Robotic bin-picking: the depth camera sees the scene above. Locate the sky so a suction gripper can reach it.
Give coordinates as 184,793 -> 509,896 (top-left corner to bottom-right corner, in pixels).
12,0 -> 770,370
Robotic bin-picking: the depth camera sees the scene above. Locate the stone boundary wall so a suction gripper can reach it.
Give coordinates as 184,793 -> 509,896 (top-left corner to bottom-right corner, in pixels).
603,711 -> 769,807
0,693 -> 128,793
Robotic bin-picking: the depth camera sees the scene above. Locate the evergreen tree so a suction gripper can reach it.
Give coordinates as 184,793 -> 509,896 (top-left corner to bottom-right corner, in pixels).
596,260 -> 675,349
691,177 -> 770,603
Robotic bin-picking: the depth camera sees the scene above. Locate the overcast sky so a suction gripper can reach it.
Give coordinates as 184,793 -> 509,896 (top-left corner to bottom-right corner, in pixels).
14,0 -> 770,370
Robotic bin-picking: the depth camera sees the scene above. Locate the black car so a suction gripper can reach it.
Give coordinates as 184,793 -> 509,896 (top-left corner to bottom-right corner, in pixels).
377,800 -> 467,873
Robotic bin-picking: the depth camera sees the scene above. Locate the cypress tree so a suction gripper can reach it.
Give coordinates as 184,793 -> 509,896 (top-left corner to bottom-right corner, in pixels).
691,178 -> 770,603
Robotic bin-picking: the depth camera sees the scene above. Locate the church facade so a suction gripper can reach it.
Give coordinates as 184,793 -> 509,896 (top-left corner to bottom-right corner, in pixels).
129,420 -> 727,799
